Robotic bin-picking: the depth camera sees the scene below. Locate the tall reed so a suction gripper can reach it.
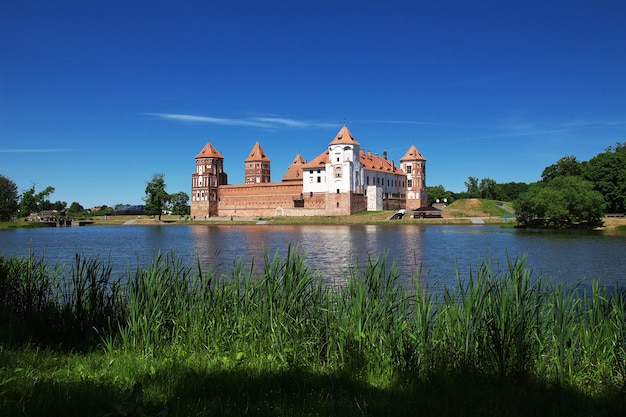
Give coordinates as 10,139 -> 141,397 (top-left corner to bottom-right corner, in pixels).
2,248 -> 624,396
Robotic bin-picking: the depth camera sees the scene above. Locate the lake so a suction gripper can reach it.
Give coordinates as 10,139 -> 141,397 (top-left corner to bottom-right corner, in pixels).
1,224 -> 625,292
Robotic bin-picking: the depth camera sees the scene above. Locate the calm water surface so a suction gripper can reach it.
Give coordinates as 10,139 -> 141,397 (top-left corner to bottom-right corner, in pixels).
1,224 -> 625,291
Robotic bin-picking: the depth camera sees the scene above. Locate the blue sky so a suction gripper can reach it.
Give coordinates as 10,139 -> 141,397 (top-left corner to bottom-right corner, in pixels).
1,0 -> 625,209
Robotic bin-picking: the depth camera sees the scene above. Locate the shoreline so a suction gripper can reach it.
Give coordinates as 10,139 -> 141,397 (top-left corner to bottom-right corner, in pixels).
61,213 -> 626,229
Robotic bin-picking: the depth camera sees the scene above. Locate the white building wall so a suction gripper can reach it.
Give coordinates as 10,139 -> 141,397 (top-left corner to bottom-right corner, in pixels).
327,144 -> 362,194
367,185 -> 383,210
302,168 -> 327,194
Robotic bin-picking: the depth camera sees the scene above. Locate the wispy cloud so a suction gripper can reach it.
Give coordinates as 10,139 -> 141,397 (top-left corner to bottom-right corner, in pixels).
0,149 -> 77,153
147,113 -> 338,129
148,113 -> 272,127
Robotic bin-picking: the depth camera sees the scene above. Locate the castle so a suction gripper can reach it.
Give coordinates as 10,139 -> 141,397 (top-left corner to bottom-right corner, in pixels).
190,124 -> 427,218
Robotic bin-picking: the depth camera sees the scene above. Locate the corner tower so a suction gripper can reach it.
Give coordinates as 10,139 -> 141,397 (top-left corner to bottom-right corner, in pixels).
191,142 -> 227,218
400,145 -> 427,210
245,142 -> 271,184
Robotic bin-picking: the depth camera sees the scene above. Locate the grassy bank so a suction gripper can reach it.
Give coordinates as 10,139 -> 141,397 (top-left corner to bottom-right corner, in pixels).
1,249 -> 625,416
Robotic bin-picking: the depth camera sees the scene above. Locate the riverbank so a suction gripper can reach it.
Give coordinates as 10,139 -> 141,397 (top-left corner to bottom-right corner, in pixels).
3,197 -> 625,229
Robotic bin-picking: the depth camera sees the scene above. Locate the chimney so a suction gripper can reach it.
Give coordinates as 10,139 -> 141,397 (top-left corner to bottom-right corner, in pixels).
383,150 -> 388,160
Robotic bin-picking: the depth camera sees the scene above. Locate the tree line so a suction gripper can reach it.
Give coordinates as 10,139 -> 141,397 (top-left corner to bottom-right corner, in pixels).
2,143 -> 624,225
427,142 -> 626,227
0,173 -> 190,222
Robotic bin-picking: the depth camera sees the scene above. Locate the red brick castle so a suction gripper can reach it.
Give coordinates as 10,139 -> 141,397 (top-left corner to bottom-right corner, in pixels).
191,125 -> 427,218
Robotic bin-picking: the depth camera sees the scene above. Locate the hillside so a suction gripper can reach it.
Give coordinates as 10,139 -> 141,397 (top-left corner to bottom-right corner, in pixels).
442,198 -> 514,219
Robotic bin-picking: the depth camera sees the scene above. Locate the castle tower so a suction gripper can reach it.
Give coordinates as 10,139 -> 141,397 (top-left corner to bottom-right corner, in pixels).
400,144 -> 427,210
244,141 -> 271,184
324,124 -> 365,215
282,153 -> 306,183
191,142 -> 227,218
327,124 -> 363,194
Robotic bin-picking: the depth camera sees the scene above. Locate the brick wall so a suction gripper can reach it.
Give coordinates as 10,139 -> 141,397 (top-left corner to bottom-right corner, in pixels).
217,182 -> 305,217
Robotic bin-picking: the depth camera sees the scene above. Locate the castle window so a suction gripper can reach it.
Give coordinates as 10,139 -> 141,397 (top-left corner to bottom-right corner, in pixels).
335,167 -> 342,178
336,189 -> 340,194
336,202 -> 340,207
407,165 -> 412,173
317,177 -> 321,183
408,179 -> 413,188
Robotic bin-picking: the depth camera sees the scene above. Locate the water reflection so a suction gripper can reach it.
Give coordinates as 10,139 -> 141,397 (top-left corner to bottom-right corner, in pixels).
0,225 -> 624,292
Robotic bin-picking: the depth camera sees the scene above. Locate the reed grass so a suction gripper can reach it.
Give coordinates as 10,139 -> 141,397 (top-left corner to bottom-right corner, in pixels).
1,248 -> 625,416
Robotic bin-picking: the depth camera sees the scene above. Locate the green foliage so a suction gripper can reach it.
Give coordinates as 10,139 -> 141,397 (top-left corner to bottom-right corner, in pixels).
427,185 -> 454,205
18,185 -> 56,217
143,173 -> 169,221
0,174 -> 19,221
168,192 -> 190,216
68,201 -> 84,214
513,176 -> 605,228
541,155 -> 585,182
493,181 -> 529,202
2,250 -> 626,416
464,176 -> 480,197
0,252 -> 125,348
583,145 -> 626,213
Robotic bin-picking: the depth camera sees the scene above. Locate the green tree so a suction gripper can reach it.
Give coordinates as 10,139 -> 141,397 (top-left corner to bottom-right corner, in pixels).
427,185 -> 454,205
541,155 -> 584,182
0,174 -> 19,221
464,176 -> 480,197
144,173 -> 169,221
69,202 -> 84,214
18,185 -> 55,217
513,176 -> 605,228
169,191 -> 190,216
479,177 -> 497,199
493,182 -> 529,202
583,142 -> 626,213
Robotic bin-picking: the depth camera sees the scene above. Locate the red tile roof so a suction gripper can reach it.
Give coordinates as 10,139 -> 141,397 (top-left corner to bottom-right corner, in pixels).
302,150 -> 330,169
195,142 -> 224,159
245,141 -> 270,162
400,145 -> 426,162
360,150 -> 401,174
329,125 -> 360,146
282,154 -> 307,182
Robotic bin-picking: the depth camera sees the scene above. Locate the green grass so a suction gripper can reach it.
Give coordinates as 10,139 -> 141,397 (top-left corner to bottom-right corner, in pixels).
447,198 -> 513,218
1,249 -> 625,416
0,221 -> 51,229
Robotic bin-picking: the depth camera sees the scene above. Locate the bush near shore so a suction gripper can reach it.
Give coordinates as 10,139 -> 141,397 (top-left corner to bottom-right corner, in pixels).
1,249 -> 625,416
